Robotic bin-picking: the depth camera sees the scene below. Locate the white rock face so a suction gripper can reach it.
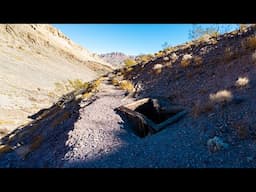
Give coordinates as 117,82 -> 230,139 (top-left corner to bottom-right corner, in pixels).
0,24 -> 112,136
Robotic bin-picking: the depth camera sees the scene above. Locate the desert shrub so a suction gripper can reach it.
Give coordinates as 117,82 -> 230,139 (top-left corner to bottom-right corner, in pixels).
224,47 -> 234,62
90,78 -> 102,90
68,79 -> 89,90
245,36 -> 256,50
189,24 -> 230,40
163,57 -> 169,61
82,92 -> 92,99
54,79 -> 88,93
155,51 -> 165,58
153,64 -> 163,74
209,90 -> 233,103
136,54 -> 154,63
193,56 -> 203,66
111,77 -> 120,86
119,80 -> 134,93
0,145 -> 12,154
165,62 -> 172,68
235,77 -> 249,87
124,58 -> 136,67
170,53 -> 178,62
181,54 -> 192,67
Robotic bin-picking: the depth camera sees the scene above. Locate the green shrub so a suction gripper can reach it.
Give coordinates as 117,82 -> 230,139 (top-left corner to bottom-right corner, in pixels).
124,58 -> 136,67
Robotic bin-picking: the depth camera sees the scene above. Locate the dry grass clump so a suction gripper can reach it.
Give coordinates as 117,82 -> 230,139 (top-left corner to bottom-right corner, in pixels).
245,36 -> 256,50
119,80 -> 134,93
153,64 -> 163,74
0,145 -> 12,154
155,51 -> 165,58
170,53 -> 178,62
193,56 -> 203,66
54,79 -> 89,94
124,58 -> 136,67
82,78 -> 102,99
223,47 -> 235,62
163,57 -> 169,61
181,54 -> 192,67
209,90 -> 233,103
111,77 -> 120,86
235,77 -> 249,87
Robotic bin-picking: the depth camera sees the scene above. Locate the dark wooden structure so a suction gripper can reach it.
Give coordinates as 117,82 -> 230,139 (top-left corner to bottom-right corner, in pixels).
116,98 -> 187,137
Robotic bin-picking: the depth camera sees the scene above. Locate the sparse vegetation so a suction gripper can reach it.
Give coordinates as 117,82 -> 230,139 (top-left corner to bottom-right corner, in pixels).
68,79 -> 89,90
153,64 -> 163,74
224,47 -> 234,62
124,58 -> 136,67
136,54 -> 154,63
163,57 -> 169,61
181,54 -> 192,67
165,62 -> 172,68
245,36 -> 256,50
170,53 -> 178,62
0,145 -> 12,154
209,90 -> 233,103
81,78 -> 102,99
235,77 -> 249,87
111,77 -> 120,86
119,80 -> 134,93
162,42 -> 171,49
189,24 -> 233,40
90,78 -> 102,91
54,79 -> 89,94
193,56 -> 203,66
155,51 -> 165,58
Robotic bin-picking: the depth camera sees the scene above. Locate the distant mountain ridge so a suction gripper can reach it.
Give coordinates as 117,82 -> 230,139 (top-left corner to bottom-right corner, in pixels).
99,52 -> 136,68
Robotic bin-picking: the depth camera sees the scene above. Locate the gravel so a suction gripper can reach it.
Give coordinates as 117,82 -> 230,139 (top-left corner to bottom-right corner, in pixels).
1,79 -> 256,167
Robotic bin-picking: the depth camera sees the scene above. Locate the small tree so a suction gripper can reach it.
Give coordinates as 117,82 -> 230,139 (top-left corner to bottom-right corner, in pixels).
189,24 -> 234,40
162,41 -> 170,49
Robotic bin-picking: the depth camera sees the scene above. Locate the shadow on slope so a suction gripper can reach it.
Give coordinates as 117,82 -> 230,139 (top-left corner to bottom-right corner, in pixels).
0,98 -> 83,168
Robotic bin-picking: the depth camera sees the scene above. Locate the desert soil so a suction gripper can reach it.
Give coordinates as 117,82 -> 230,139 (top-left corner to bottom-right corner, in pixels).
1,78 -> 256,168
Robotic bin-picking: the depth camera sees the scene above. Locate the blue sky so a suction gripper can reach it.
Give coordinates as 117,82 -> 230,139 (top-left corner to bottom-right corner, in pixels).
53,24 -> 238,56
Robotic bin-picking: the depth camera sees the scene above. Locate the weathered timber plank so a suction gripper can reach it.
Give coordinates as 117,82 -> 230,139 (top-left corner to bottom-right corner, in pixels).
154,110 -> 188,132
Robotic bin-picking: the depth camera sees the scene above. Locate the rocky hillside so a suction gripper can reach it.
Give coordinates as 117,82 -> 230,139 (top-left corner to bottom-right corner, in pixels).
0,24 -> 112,137
99,52 -> 135,68
2,25 -> 256,168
